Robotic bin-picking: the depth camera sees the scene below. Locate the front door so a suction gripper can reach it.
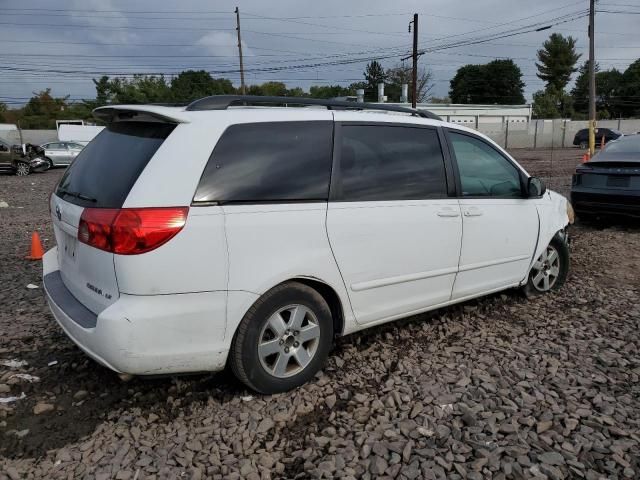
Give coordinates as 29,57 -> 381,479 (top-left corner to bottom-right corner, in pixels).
446,130 -> 539,299
0,141 -> 12,169
327,121 -> 462,325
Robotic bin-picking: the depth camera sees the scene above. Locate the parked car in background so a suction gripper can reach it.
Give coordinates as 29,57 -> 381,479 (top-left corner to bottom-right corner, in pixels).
573,128 -> 623,149
571,134 -> 640,219
43,96 -> 572,393
0,139 -> 49,175
41,141 -> 84,167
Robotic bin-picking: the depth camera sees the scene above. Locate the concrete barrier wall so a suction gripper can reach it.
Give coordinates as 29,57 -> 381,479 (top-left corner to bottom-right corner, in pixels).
0,129 -> 58,145
479,119 -> 640,150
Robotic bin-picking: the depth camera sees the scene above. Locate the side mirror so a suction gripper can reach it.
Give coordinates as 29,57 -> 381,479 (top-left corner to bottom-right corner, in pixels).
527,176 -> 546,198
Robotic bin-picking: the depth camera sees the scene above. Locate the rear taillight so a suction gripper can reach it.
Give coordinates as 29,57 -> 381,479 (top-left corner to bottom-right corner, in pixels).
78,207 -> 188,255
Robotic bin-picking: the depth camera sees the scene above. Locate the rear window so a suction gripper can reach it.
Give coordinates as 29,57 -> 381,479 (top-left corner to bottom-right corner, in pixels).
193,121 -> 333,203
604,137 -> 640,153
55,122 -> 175,208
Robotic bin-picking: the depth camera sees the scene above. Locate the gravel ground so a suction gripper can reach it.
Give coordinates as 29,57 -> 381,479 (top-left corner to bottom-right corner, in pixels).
0,149 -> 639,479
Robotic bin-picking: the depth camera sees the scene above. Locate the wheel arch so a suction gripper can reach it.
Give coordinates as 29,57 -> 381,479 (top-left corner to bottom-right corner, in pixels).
524,192 -> 570,285
292,277 -> 346,337
226,276 -> 348,346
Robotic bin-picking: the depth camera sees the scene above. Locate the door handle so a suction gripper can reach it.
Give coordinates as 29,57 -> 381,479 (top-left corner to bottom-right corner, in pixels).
463,207 -> 483,217
437,208 -> 460,217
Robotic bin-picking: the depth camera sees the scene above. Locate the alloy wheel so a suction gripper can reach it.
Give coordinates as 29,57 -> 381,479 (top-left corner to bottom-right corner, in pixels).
258,304 -> 321,378
15,163 -> 30,176
531,245 -> 561,292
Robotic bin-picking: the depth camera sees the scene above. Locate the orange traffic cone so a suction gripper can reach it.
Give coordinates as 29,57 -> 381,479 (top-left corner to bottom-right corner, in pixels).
582,152 -> 590,163
25,231 -> 44,260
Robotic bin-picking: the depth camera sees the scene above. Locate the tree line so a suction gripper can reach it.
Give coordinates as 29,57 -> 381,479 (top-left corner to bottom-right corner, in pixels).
1,32 -> 639,128
448,33 -> 640,119
0,63 -> 433,129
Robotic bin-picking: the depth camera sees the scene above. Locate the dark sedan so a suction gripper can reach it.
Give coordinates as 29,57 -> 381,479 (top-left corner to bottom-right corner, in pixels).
571,135 -> 640,219
573,128 -> 622,149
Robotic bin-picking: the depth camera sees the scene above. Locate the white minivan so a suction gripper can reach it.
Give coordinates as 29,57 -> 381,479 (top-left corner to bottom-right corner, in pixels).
43,96 -> 572,393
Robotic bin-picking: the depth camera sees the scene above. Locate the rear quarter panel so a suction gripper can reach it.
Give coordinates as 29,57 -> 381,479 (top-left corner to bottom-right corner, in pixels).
222,203 -> 355,336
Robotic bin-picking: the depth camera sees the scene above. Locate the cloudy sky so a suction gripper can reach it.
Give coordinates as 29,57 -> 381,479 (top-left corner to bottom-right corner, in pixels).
1,0 -> 639,107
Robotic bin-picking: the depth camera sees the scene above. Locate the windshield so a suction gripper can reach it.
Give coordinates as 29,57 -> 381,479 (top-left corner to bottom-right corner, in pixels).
55,121 -> 175,208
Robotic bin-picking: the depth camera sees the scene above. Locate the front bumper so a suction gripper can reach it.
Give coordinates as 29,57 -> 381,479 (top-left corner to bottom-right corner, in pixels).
42,248 -> 230,375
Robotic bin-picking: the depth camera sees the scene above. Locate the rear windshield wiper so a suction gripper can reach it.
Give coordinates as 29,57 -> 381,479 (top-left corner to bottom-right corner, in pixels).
58,188 -> 97,203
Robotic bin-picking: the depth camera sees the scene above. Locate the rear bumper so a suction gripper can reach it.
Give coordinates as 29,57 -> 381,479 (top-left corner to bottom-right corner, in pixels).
570,188 -> 640,218
43,247 -> 231,375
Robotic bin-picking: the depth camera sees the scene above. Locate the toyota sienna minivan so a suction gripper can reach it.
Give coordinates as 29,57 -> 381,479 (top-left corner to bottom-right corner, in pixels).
43,96 -> 572,393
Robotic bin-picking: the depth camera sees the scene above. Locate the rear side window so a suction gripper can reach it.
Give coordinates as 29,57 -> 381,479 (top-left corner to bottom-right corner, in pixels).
335,125 -> 447,201
194,121 -> 333,203
55,121 -> 175,208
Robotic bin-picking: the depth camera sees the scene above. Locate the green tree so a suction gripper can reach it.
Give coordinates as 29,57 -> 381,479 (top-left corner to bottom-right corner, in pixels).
449,60 -> 525,104
19,89 -> 70,128
532,87 -> 574,118
571,62 -> 627,119
246,82 -> 307,97
597,69 -> 624,118
247,81 -> 287,96
286,86 -> 305,97
99,75 -> 171,104
619,59 -> 640,117
571,61 -> 599,115
485,60 -> 526,104
94,76 -> 113,105
361,60 -> 387,101
170,70 -> 234,103
450,65 -> 486,103
309,85 -> 352,99
0,101 -> 7,122
536,33 -> 581,92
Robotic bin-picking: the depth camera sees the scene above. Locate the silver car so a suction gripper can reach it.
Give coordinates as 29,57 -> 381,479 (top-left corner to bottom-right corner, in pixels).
41,141 -> 84,167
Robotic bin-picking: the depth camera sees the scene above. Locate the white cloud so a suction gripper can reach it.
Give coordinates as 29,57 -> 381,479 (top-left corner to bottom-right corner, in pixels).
196,31 -> 253,59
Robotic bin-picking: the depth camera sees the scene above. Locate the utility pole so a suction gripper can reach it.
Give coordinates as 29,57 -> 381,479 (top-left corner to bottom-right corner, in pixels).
588,0 -> 596,156
235,7 -> 246,95
411,14 -> 419,109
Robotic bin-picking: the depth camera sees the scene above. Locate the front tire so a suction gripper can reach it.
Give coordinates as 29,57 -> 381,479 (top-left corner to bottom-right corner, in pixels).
45,157 -> 54,169
229,281 -> 333,394
524,234 -> 569,296
15,162 -> 30,176
579,141 -> 588,149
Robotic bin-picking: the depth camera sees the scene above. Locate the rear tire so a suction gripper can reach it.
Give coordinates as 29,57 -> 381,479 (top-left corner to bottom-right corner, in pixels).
229,281 -> 333,394
523,234 -> 569,297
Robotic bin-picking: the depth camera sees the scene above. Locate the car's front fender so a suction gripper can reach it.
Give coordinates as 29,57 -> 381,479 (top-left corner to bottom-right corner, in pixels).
526,190 -> 571,283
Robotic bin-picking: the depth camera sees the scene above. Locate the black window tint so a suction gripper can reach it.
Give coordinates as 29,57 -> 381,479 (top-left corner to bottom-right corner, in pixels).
449,131 -> 522,197
337,125 -> 446,201
194,121 -> 333,203
55,121 -> 175,208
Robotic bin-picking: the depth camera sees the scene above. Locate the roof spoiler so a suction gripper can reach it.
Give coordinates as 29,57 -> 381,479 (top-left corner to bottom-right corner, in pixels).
93,106 -> 191,124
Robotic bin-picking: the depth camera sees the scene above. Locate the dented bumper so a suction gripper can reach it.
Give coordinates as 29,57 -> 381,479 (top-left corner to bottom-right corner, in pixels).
43,247 -> 230,375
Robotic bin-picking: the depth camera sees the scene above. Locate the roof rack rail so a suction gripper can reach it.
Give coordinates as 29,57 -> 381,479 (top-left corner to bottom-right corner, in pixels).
185,95 -> 442,121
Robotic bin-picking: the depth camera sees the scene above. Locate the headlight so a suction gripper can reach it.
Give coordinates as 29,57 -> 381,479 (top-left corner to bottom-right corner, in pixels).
566,201 -> 575,224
